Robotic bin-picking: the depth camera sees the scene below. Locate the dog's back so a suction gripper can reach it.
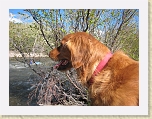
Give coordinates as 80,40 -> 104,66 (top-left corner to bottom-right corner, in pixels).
89,51 -> 139,106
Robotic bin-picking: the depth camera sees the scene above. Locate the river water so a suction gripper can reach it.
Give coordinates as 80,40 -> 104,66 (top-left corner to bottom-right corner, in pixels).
9,57 -> 52,106
9,57 -> 88,106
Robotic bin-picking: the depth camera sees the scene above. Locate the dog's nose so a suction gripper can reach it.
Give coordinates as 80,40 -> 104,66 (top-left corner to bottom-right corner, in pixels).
49,50 -> 54,58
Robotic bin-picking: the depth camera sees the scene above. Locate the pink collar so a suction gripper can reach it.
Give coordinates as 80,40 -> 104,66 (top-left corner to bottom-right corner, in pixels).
87,52 -> 113,86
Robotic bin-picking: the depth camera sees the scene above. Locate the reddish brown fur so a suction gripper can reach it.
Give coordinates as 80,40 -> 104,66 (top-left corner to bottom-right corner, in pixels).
49,32 -> 139,106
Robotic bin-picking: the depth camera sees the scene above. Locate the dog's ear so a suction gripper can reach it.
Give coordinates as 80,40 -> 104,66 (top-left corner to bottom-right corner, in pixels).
67,36 -> 84,69
67,35 -> 94,69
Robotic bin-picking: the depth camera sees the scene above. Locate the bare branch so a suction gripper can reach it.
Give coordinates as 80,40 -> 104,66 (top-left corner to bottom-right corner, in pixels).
25,9 -> 53,49
39,20 -> 53,49
83,9 -> 90,32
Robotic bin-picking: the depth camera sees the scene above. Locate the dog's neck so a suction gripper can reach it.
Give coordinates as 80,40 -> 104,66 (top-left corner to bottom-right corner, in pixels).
87,52 -> 113,86
75,41 -> 112,87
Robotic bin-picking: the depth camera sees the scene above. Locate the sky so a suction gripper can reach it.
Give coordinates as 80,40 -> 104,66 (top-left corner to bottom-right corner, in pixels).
9,8 -> 139,32
9,9 -> 34,23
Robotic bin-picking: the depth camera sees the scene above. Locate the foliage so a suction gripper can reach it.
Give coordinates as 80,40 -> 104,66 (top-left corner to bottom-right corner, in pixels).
10,9 -> 139,59
9,22 -> 50,55
9,9 -> 139,106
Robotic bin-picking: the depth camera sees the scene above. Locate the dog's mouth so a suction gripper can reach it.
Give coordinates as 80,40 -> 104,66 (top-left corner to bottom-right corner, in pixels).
54,59 -> 72,71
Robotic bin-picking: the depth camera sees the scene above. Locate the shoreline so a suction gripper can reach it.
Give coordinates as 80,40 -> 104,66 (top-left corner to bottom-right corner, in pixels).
9,51 -> 49,58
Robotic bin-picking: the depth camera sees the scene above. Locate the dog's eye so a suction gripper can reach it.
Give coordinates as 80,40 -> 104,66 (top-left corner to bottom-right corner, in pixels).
63,42 -> 68,47
57,45 -> 62,51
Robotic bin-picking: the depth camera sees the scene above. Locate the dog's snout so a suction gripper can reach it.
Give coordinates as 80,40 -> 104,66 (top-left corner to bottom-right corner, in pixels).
49,48 -> 60,60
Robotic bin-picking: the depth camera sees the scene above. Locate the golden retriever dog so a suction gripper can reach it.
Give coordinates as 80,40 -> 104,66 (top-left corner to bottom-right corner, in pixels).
49,32 -> 139,106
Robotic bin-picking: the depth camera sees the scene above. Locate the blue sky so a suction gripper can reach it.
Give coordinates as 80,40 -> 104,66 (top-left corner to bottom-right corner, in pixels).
9,9 -> 24,15
9,9 -> 34,23
9,9 -> 139,26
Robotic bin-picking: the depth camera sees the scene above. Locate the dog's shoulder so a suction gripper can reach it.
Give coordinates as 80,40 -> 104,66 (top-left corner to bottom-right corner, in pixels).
107,50 -> 138,82
108,50 -> 138,70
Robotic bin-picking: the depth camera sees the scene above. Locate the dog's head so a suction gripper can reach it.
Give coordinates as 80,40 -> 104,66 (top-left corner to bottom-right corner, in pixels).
49,32 -> 110,71
49,37 -> 72,71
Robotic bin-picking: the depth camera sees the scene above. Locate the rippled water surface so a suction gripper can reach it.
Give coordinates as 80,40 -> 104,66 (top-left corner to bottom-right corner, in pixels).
9,57 -> 52,106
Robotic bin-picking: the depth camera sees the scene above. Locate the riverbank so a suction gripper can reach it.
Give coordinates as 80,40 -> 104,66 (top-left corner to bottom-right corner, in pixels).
9,51 -> 49,57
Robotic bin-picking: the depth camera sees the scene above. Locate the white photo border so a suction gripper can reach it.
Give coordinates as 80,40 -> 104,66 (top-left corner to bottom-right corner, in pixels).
0,0 -> 148,115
